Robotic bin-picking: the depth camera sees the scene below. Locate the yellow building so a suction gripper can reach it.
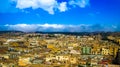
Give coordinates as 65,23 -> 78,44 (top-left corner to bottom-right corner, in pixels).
109,46 -> 114,55
113,47 -> 119,58
101,48 -> 109,55
47,44 -> 54,49
70,57 -> 77,64
18,57 -> 31,66
45,54 -> 55,62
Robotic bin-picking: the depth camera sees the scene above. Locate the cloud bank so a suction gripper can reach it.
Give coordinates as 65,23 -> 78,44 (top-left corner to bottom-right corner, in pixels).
4,23 -> 119,32
12,0 -> 90,14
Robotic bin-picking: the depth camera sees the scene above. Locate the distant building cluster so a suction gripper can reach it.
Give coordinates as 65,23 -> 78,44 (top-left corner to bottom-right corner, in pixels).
0,32 -> 120,67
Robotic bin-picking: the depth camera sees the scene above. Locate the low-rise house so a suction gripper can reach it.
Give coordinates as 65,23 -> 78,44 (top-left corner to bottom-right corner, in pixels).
79,60 -> 86,65
55,55 -> 69,61
81,46 -> 91,55
18,56 -> 31,66
32,59 -> 43,64
91,60 -> 98,65
70,50 -> 80,54
0,54 -> 9,59
45,54 -> 55,62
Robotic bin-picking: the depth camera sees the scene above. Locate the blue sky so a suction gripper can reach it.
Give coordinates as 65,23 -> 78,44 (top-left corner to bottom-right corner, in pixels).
0,0 -> 120,32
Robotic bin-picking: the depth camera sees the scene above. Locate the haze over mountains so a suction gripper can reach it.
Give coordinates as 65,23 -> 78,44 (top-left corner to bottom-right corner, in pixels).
0,23 -> 119,32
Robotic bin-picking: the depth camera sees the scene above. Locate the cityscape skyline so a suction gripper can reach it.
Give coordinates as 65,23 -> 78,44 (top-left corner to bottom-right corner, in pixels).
0,0 -> 120,66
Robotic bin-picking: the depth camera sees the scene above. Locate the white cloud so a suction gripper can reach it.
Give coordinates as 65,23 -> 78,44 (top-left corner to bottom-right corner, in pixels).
5,23 -> 65,32
69,0 -> 90,8
39,23 -> 64,29
112,25 -> 117,29
58,2 -> 68,12
15,0 -> 57,14
12,0 -> 90,14
5,24 -> 39,32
